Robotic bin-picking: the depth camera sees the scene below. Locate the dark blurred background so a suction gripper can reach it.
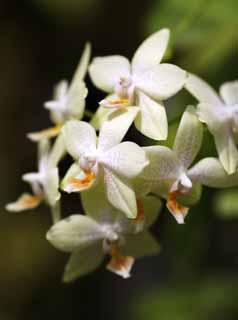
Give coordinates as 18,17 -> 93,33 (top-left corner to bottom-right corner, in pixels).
1,0 -> 238,319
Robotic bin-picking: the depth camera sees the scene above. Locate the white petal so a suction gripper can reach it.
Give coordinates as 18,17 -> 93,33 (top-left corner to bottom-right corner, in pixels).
101,141 -> 148,179
136,63 -> 187,100
219,80 -> 238,106
173,105 -> 203,169
104,168 -> 137,218
46,214 -> 105,253
132,28 -> 170,74
53,80 -> 69,100
6,193 -> 42,212
66,81 -> 87,120
71,42 -> 91,83
214,129 -> 238,175
136,146 -> 181,197
188,157 -> 238,188
44,167 -> 61,207
98,107 -> 139,151
198,102 -> 238,174
135,91 -> 168,140
63,243 -> 104,282
27,125 -> 62,142
89,55 -> 131,93
185,73 -> 223,105
62,120 -> 97,160
48,133 -> 66,167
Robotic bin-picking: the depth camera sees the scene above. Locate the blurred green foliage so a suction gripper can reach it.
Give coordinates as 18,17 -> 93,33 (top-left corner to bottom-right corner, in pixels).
146,0 -> 238,74
131,277 -> 238,320
214,188 -> 238,218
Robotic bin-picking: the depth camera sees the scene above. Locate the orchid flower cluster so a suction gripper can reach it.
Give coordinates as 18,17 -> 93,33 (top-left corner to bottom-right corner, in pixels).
6,29 -> 238,281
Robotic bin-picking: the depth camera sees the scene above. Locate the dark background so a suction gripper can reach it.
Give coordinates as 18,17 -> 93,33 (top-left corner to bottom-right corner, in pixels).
1,0 -> 238,319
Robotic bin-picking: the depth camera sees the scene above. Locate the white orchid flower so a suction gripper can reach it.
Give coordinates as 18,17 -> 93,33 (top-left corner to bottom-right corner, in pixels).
134,106 -> 203,224
6,139 -> 60,213
28,43 -> 91,142
185,74 -> 238,174
46,182 -> 161,281
89,29 -> 187,140
136,105 -> 238,224
61,108 -> 148,218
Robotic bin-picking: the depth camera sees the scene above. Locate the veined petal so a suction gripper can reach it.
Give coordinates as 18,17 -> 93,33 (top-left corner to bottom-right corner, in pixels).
135,146 -> 181,196
61,163 -> 96,193
62,120 -> 97,160
188,157 -> 238,188
98,107 -> 139,151
136,63 -> 186,101
46,214 -> 105,253
89,55 -> 130,93
44,167 -> 61,207
185,73 -> 223,105
214,129 -> 238,175
101,141 -> 148,179
219,80 -> 238,106
27,124 -> 62,142
132,28 -> 170,74
173,106 -> 203,169
63,243 -> 104,283
166,191 -> 189,224
106,245 -> 134,279
6,193 -> 42,212
122,232 -> 160,258
135,91 -> 168,140
104,168 -> 137,218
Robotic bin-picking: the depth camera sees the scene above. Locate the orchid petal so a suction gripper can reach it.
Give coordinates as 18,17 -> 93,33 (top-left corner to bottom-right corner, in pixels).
104,168 -> 137,218
136,63 -> 187,101
6,193 -> 42,212
89,55 -> 130,93
132,28 -> 170,74
61,163 -> 96,193
101,141 -> 148,179
90,105 -> 114,130
135,91 -> 168,140
173,105 -> 203,169
219,80 -> 238,106
46,214 -> 105,253
185,73 -> 223,105
27,125 -> 62,142
98,107 -> 139,151
62,120 -> 97,160
63,242 -> 104,283
44,167 -> 61,207
135,146 -> 181,197
188,157 -> 238,188
198,103 -> 238,174
48,133 -> 66,167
